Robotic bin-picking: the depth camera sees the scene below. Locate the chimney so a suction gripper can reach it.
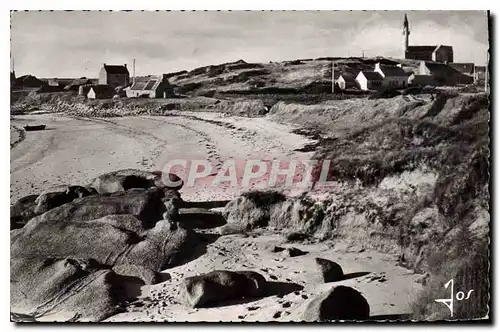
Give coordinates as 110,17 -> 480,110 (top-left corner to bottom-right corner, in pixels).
124,63 -> 127,68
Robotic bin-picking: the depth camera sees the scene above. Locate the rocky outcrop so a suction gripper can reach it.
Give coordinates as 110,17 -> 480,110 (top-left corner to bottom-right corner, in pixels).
33,185 -> 96,215
25,188 -> 168,229
301,286 -> 370,321
10,194 -> 38,229
112,264 -> 161,285
282,247 -> 307,257
10,186 -> 98,230
222,190 -> 319,232
88,169 -> 183,194
179,270 -> 267,308
11,256 -> 125,322
12,215 -> 197,271
315,258 -> 344,283
10,169 -> 193,321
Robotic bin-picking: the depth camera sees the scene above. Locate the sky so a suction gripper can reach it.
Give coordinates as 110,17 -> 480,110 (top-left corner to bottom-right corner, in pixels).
10,10 -> 489,78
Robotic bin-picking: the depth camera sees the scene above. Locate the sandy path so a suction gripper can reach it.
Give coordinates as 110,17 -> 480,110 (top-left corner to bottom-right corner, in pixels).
106,232 -> 422,322
10,112 -> 314,203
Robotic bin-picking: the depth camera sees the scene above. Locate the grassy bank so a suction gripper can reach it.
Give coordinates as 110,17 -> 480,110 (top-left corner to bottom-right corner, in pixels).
226,92 -> 490,319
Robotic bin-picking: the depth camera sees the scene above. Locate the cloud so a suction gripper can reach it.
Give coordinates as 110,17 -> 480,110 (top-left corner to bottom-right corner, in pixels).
10,11 -> 488,77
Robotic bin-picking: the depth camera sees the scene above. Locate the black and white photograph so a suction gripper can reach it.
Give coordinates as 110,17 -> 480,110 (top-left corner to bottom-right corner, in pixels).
9,9 -> 491,323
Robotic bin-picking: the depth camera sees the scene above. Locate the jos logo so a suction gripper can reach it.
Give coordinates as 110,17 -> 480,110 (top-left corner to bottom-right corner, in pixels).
434,279 -> 474,317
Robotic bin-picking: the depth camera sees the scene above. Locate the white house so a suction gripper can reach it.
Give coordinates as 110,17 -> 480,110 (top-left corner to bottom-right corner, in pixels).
98,64 -> 130,88
355,71 -> 384,91
337,75 -> 356,90
374,63 -> 408,89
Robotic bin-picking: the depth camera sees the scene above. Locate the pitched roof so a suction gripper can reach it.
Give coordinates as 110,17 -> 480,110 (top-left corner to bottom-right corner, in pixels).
15,75 -> 47,88
89,84 -> 115,97
360,71 -> 383,81
130,82 -> 148,90
102,65 -> 129,75
448,63 -> 475,75
434,45 -> 453,51
378,65 -> 407,77
130,75 -> 170,91
407,46 -> 437,53
423,62 -> 460,76
338,74 -> 356,82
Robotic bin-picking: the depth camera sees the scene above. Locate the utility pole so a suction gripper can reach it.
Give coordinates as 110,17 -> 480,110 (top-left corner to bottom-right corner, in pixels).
332,61 -> 335,94
362,50 -> 365,58
133,58 -> 136,85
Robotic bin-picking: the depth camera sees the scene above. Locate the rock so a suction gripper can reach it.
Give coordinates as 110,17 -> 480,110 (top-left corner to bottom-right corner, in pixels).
10,256 -> 126,322
112,264 -> 161,285
10,194 -> 39,229
34,185 -> 95,215
161,189 -> 182,221
285,231 -> 308,242
88,169 -> 183,194
315,258 -> 344,282
179,270 -> 267,308
26,188 -> 167,228
11,186 -> 97,230
222,190 -> 287,229
269,245 -> 285,253
12,215 -> 198,272
218,223 -> 247,235
301,286 -> 370,322
282,247 -> 307,257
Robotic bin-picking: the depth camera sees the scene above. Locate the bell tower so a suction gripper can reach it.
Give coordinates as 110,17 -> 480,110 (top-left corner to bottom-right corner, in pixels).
403,14 -> 410,56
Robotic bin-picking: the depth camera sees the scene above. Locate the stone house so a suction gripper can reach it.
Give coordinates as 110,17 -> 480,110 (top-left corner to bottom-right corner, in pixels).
98,64 -> 130,88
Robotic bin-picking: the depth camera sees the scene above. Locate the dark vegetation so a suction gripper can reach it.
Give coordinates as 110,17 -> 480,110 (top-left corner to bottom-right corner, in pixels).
223,92 -> 490,320
312,93 -> 490,319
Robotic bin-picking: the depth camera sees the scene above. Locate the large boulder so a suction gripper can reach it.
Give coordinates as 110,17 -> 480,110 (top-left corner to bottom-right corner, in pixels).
222,190 -> 317,232
88,169 -> 183,194
26,188 -> 168,229
301,286 -> 370,321
11,256 -> 125,322
10,186 -> 98,230
10,194 -> 39,229
315,258 -> 344,282
112,264 -> 161,285
12,216 -> 197,272
34,185 -> 97,215
222,190 -> 287,229
179,270 -> 267,308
